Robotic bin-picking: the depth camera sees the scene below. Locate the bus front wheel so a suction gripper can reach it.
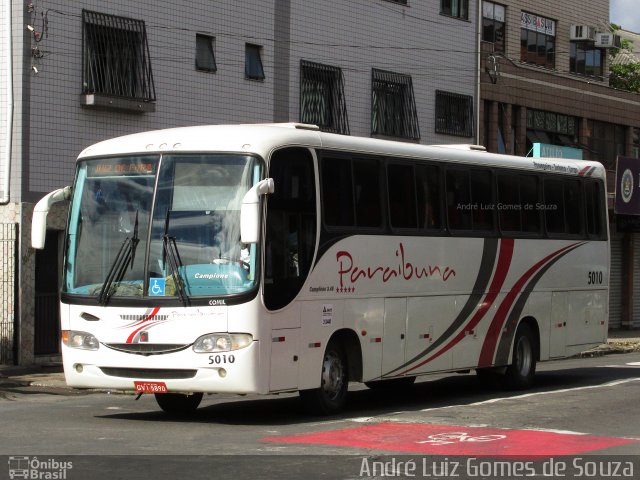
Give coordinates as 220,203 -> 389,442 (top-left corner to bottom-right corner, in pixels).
300,340 -> 348,415
154,392 -> 203,415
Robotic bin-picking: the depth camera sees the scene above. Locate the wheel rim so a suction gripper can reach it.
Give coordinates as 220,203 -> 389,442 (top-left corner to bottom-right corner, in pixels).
321,350 -> 345,400
515,335 -> 532,377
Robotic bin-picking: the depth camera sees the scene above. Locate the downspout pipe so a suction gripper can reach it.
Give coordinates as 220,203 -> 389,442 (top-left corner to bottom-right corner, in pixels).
476,0 -> 482,146
1,0 -> 14,205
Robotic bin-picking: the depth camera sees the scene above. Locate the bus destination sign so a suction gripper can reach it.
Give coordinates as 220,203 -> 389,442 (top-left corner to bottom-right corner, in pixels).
88,158 -> 156,177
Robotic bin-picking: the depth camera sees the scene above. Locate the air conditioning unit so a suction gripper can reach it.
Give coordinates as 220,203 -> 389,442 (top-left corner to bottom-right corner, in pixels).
570,25 -> 596,41
594,32 -> 622,48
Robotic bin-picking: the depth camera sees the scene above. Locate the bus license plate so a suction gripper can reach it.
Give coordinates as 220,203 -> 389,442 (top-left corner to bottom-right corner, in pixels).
134,381 -> 168,393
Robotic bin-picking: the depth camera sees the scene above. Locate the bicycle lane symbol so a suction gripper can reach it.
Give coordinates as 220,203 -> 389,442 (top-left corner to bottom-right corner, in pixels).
416,431 -> 507,446
262,422 -> 640,457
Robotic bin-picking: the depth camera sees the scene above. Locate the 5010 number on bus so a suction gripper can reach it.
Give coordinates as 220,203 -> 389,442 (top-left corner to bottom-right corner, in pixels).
208,354 -> 235,365
587,271 -> 603,285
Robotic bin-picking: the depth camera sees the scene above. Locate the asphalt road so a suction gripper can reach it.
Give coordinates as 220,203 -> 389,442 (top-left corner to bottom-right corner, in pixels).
1,352 -> 639,479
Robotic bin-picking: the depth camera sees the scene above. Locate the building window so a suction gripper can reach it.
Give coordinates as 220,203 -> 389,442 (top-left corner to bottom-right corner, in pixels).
587,120 -> 626,171
525,108 -> 579,156
570,42 -> 603,79
195,34 -> 216,72
441,0 -> 469,20
482,1 -> 505,53
82,10 -> 155,102
300,60 -> 350,135
435,90 -> 474,138
245,44 -> 265,80
520,12 -> 556,69
371,69 -> 420,140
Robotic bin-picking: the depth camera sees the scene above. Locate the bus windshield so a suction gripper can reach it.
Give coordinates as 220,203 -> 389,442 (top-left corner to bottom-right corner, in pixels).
64,154 -> 262,302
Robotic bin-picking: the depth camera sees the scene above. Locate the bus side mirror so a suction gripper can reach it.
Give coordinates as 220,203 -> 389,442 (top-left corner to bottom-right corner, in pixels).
31,186 -> 72,249
240,178 -> 274,244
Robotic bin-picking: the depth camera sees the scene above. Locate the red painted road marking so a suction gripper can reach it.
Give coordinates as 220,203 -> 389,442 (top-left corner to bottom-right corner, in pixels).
262,423 -> 639,457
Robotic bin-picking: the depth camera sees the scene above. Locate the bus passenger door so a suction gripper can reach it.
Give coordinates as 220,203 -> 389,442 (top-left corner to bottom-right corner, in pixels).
382,298 -> 406,375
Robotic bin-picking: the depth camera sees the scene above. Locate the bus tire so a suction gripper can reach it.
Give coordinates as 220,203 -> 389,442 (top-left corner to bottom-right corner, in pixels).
154,392 -> 203,415
300,340 -> 348,415
503,323 -> 536,390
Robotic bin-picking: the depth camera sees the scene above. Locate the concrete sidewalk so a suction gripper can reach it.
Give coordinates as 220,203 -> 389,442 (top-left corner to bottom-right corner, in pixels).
1,330 -> 639,391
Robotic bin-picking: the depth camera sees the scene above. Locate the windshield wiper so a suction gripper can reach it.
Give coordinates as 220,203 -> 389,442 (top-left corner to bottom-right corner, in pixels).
162,234 -> 189,306
97,211 -> 140,305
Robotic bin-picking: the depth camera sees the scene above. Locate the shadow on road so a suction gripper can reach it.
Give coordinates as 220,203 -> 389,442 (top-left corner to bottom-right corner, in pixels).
96,360 -> 640,426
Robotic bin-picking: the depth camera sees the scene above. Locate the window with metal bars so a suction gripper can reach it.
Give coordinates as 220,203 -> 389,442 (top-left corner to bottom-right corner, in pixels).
435,90 -> 474,137
371,69 -> 420,140
300,60 -> 350,135
82,10 -> 155,102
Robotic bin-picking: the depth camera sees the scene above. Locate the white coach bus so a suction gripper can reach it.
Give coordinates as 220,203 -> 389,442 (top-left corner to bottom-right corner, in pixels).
32,123 -> 609,415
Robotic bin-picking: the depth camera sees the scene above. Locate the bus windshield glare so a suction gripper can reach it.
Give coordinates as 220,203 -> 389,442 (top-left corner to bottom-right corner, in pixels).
64,154 -> 263,301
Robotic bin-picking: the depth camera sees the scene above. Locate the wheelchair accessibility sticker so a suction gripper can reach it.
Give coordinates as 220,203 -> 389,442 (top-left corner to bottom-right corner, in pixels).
149,278 -> 166,296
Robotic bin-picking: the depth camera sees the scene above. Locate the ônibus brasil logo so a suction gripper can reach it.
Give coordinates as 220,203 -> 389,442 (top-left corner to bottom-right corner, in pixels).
8,456 -> 73,479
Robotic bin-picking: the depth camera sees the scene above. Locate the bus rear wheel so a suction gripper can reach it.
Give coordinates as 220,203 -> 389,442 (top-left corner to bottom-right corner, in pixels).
503,323 -> 537,389
154,392 -> 203,415
300,340 -> 348,415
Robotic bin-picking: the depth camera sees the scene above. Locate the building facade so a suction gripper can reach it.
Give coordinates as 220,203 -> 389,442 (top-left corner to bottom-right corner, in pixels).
0,0 -> 480,364
478,0 -> 640,330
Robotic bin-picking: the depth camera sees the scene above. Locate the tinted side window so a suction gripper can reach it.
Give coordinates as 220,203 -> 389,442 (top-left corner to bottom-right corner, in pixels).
446,169 -> 472,230
544,179 -> 565,234
322,157 -> 354,227
470,169 -> 494,231
521,175 -> 541,234
265,148 -> 317,310
416,165 -> 442,229
388,164 -> 417,229
353,159 -> 382,228
497,174 -> 541,235
564,179 -> 582,235
446,168 -> 493,232
497,174 -> 520,231
585,181 -> 605,237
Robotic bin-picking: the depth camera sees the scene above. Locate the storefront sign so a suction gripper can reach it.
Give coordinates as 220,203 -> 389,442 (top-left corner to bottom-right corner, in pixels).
521,12 -> 555,36
532,143 -> 583,160
615,156 -> 640,215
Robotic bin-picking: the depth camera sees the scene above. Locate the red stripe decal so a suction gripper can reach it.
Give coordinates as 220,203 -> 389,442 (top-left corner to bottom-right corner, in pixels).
126,307 -> 160,343
578,166 -> 590,176
402,239 -> 514,374
478,243 -> 581,367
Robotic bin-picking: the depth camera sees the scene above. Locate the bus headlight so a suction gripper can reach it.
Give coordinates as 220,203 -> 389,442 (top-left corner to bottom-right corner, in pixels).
193,333 -> 253,353
62,330 -> 100,350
